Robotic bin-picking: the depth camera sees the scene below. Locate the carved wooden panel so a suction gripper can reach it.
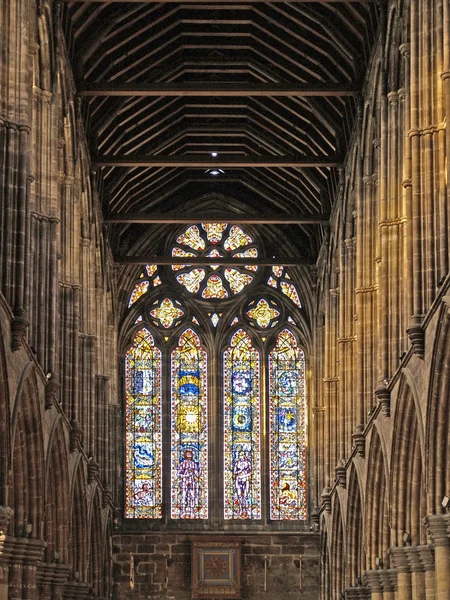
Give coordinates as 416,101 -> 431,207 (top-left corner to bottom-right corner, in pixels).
191,537 -> 242,599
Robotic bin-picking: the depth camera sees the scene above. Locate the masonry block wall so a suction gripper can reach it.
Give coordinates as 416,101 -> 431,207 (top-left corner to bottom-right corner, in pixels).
112,533 -> 319,600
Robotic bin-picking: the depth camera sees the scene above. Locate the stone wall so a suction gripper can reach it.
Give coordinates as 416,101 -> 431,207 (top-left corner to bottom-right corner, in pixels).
113,533 -> 319,600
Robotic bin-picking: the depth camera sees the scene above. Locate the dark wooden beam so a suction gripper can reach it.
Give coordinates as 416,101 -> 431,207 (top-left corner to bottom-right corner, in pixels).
94,155 -> 342,168
117,256 -> 315,266
107,213 -> 328,225
80,82 -> 359,98
60,0 -> 371,4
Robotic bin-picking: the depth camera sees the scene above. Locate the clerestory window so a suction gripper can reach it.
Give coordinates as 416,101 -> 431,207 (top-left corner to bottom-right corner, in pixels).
123,224 -> 307,522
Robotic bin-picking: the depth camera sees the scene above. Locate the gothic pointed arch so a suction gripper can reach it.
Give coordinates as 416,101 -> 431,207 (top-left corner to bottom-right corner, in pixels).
346,465 -> 364,587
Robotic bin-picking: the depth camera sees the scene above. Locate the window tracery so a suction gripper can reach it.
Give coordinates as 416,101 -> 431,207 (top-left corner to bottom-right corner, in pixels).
124,223 -> 307,524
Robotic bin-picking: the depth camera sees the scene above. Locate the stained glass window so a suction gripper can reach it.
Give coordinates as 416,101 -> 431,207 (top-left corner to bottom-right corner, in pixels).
202,274 -> 228,299
223,329 -> 261,519
246,299 -> 280,329
171,329 -> 208,519
150,298 -> 184,328
128,281 -> 150,307
125,329 -> 162,518
280,282 -> 302,308
202,223 -> 227,244
269,329 -> 306,520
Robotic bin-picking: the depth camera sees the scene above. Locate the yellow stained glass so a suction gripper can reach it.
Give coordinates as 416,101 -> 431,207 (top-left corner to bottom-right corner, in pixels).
281,282 -> 302,308
267,276 -> 278,288
128,281 -> 150,307
202,274 -> 228,299
233,248 -> 258,272
224,226 -> 252,251
246,299 -> 280,329
202,223 -> 227,244
272,266 -> 284,278
153,276 -> 162,287
177,269 -> 206,294
224,268 -> 253,294
150,298 -> 184,328
146,264 -> 157,277
172,247 -> 196,272
177,225 -> 205,251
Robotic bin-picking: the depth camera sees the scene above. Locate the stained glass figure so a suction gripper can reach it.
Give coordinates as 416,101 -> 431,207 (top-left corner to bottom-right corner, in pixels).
177,269 -> 206,294
223,330 -> 261,519
267,276 -> 278,288
171,329 -> 208,519
172,247 -> 196,272
128,281 -> 150,307
150,298 -> 184,328
224,226 -> 252,251
177,225 -> 205,251
125,329 -> 162,518
202,223 -> 227,244
272,266 -> 284,278
146,264 -> 158,277
246,299 -> 280,329
224,269 -> 253,294
233,248 -> 258,272
269,329 -> 306,520
280,282 -> 302,308
202,274 -> 228,299
206,248 -> 223,270
211,313 -> 219,327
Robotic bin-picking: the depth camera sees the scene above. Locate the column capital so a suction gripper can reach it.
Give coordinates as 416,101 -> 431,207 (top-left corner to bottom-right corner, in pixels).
63,581 -> 91,600
404,546 -> 425,573
424,514 -> 450,547
36,562 -> 71,586
388,546 -> 410,573
416,545 -> 435,572
363,570 -> 383,593
343,586 -> 371,599
379,569 -> 397,592
0,536 -> 45,565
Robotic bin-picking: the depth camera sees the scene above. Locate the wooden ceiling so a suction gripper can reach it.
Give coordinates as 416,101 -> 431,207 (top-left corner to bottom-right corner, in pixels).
61,1 -> 379,266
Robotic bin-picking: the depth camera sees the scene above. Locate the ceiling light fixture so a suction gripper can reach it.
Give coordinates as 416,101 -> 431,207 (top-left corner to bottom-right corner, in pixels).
211,152 -> 218,158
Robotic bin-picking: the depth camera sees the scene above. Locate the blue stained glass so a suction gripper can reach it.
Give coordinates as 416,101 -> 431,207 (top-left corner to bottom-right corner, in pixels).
223,329 -> 261,519
269,329 -> 307,520
171,329 -> 208,519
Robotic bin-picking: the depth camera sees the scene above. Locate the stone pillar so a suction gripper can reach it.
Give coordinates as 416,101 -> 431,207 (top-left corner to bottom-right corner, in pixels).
343,586 -> 371,599
424,515 -> 450,600
417,545 -> 435,600
0,506 -> 14,600
404,547 -> 426,600
63,581 -> 90,600
379,569 -> 397,600
1,536 -> 45,600
36,562 -> 71,600
389,547 -> 412,600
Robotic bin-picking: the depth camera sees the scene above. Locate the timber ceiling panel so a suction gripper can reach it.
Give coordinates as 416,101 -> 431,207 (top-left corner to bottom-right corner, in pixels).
61,1 -> 379,266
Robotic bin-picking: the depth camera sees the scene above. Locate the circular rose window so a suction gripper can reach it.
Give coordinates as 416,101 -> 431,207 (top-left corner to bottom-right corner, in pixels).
171,223 -> 258,298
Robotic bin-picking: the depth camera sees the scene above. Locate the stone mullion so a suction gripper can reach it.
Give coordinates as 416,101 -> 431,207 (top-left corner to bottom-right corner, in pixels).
338,236 -> 348,460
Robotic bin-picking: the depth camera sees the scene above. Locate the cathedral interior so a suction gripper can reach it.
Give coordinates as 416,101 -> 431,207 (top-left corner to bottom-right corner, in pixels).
0,0 -> 449,598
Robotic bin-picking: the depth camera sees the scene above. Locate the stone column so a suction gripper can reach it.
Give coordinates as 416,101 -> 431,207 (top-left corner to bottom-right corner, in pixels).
0,506 -> 14,600
417,545 -> 435,600
36,562 -> 71,600
1,537 -> 45,600
405,547 -> 426,600
364,570 -> 384,600
424,515 -> 450,600
389,547 -> 412,600
379,569 -> 397,600
343,586 -> 371,599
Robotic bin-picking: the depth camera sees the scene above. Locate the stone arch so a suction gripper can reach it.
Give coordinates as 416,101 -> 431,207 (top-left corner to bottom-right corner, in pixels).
44,419 -> 70,564
346,465 -> 365,586
10,368 -> 44,538
70,460 -> 89,581
390,376 -> 426,546
426,298 -> 450,513
365,429 -> 390,569
330,496 -> 345,600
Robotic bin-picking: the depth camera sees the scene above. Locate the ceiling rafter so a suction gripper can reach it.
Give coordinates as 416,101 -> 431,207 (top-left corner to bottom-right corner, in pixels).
106,213 -> 329,224
93,155 -> 342,168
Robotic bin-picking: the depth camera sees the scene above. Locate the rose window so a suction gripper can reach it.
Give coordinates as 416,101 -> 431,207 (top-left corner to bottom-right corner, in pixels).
172,224 -> 258,298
